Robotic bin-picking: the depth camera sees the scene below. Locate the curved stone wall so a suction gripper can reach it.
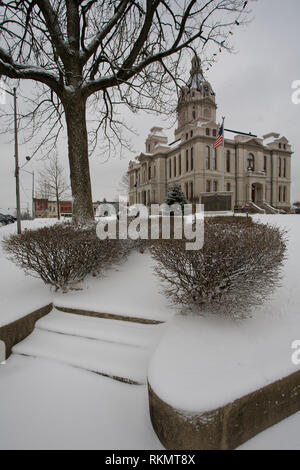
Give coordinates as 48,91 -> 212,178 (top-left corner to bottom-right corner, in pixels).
149,370 -> 300,449
0,304 -> 53,359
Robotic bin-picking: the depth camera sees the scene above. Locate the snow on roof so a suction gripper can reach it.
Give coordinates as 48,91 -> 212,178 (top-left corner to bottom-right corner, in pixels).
150,126 -> 167,138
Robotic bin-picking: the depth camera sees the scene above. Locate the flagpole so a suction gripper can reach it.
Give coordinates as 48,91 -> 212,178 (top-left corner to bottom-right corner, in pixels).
221,116 -> 225,192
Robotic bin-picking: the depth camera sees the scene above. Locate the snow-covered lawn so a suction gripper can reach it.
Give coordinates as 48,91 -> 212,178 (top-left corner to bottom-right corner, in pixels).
0,219 -> 57,326
148,215 -> 300,442
0,355 -> 162,450
0,214 -> 300,449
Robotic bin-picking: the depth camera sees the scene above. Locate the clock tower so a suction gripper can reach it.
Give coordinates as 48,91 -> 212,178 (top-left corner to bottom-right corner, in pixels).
175,55 -> 217,139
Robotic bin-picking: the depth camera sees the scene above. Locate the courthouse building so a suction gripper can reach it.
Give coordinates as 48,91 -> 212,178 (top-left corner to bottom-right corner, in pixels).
128,56 -> 292,212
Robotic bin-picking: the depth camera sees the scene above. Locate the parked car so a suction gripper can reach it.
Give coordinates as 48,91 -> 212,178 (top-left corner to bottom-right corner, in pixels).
0,214 -> 10,225
0,213 -> 16,225
4,215 -> 16,223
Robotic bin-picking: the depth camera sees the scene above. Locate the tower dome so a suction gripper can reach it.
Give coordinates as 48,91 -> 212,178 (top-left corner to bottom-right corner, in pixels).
186,55 -> 205,91
175,55 -> 217,138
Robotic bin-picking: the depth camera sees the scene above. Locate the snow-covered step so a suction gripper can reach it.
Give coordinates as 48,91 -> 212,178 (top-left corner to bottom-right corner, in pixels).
36,309 -> 166,349
12,329 -> 151,384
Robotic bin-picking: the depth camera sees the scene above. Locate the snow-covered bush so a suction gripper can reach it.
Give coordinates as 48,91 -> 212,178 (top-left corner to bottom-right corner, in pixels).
3,223 -> 126,290
151,217 -> 287,318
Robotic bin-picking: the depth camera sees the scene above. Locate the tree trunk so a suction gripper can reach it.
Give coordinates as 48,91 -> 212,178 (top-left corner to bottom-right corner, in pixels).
56,190 -> 60,220
63,96 -> 94,223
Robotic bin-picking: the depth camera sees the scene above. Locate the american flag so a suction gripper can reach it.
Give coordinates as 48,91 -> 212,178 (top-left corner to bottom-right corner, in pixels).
214,124 -> 224,149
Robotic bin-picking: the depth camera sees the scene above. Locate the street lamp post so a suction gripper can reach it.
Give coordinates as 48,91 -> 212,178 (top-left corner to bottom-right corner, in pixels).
13,88 -> 21,234
0,83 -> 22,233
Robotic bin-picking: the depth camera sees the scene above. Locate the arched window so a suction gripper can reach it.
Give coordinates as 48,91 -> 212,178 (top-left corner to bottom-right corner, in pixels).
278,157 -> 282,177
190,182 -> 194,200
212,149 -> 217,170
205,146 -> 210,170
226,150 -> 231,173
191,147 -> 194,171
186,149 -> 189,172
247,153 -> 255,171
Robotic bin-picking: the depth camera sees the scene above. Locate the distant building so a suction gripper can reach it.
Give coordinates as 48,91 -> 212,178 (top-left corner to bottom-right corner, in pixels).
33,199 -> 103,218
59,201 -> 72,217
33,198 -> 48,218
128,56 -> 292,212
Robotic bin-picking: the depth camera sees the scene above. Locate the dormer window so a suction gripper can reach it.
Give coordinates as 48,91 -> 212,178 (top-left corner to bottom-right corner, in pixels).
279,143 -> 282,149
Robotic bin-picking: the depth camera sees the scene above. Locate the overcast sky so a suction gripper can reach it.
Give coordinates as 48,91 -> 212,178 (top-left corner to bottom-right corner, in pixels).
0,0 -> 299,213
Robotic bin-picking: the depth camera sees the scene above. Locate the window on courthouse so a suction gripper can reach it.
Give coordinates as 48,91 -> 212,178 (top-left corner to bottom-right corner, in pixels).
191,147 -> 194,171
206,180 -> 211,193
247,154 -> 255,171
212,149 -> 217,170
205,146 -> 210,170
226,151 -> 231,173
278,158 -> 282,177
186,150 -> 189,172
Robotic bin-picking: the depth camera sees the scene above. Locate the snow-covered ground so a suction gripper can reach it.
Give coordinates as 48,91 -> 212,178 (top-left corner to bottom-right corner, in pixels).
0,355 -> 162,450
0,215 -> 300,449
149,215 -> 300,412
0,219 -> 57,326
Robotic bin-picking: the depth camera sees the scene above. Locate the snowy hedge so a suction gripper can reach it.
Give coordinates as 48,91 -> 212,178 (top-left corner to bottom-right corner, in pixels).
3,224 -> 126,290
151,217 -> 287,318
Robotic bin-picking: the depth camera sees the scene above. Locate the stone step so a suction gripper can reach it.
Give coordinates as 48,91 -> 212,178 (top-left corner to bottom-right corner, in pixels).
13,328 -> 151,384
36,309 -> 166,349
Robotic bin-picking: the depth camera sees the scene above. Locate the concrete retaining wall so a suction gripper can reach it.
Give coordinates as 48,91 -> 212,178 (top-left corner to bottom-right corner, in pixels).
148,370 -> 300,449
0,304 -> 53,359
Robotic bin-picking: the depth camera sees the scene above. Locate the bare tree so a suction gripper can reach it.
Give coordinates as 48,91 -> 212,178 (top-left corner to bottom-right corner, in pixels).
37,152 -> 70,219
0,0 -> 251,222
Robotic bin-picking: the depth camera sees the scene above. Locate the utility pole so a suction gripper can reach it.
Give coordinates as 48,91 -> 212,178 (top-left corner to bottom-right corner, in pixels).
13,88 -> 21,234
